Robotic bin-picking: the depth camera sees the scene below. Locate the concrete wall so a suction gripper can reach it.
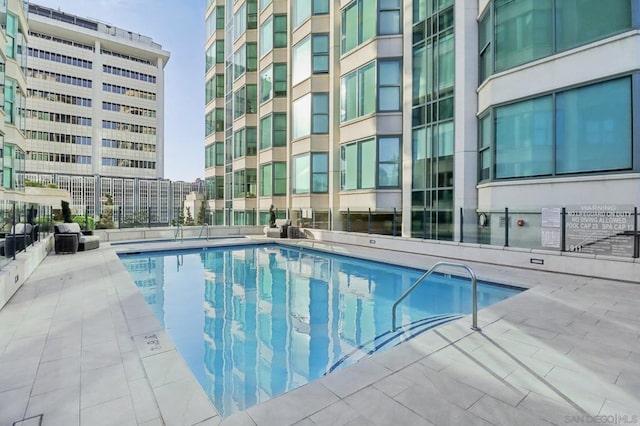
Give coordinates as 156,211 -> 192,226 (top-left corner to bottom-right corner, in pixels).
303,229 -> 640,284
93,225 -> 265,242
0,236 -> 54,310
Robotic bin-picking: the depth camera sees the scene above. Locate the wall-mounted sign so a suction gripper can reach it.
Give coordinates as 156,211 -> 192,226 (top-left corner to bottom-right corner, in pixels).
565,205 -> 634,257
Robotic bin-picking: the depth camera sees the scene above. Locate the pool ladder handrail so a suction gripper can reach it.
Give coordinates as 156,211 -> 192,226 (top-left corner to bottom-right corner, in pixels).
198,223 -> 209,240
174,223 -> 183,242
392,261 -> 481,332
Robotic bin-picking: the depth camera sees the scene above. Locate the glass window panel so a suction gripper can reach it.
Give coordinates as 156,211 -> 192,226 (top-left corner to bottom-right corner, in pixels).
379,11 -> 400,35
362,0 -> 376,42
274,64 -> 287,97
292,37 -> 311,86
341,72 -> 357,122
342,144 -> 358,190
313,0 -> 329,14
556,0 -> 631,51
273,113 -> 287,146
260,115 -> 272,150
260,163 -> 272,196
360,139 -> 376,188
360,62 -> 376,116
260,18 -> 273,56
437,33 -> 454,92
260,66 -> 273,103
556,78 -> 631,174
379,164 -> 399,187
342,2 -> 359,53
495,96 -> 553,178
294,155 -> 310,193
494,0 -> 553,71
292,94 -> 311,139
294,0 -> 311,28
274,162 -> 287,194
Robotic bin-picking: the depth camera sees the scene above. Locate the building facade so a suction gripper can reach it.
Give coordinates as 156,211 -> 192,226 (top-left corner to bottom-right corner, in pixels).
25,3 -> 170,180
205,0 -> 640,243
0,0 -> 29,197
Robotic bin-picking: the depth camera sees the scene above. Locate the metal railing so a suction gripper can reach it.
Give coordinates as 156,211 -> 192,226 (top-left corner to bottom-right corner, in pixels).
198,223 -> 209,240
173,224 -> 183,242
391,261 -> 480,332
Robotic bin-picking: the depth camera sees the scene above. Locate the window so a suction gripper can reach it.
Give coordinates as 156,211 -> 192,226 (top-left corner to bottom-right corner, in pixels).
379,0 -> 401,35
312,34 -> 329,73
495,96 -> 553,179
292,37 -> 311,85
342,0 -> 389,54
234,3 -> 247,41
378,136 -> 401,187
205,76 -> 215,104
6,13 -> 17,59
233,85 -> 257,119
260,63 -> 287,102
378,61 -> 401,111
293,153 -> 328,193
483,77 -> 632,181
260,15 -> 287,57
292,93 -> 329,139
234,45 -> 247,80
215,142 -> 224,165
260,113 -> 287,149
556,0 -> 631,51
341,136 -> 400,190
233,169 -> 257,198
293,35 -> 329,85
260,0 -> 272,11
205,144 -> 216,168
556,78 -> 631,174
494,0 -> 553,72
340,61 -> 376,122
260,162 -> 286,196
234,127 -> 257,158
293,0 -> 311,28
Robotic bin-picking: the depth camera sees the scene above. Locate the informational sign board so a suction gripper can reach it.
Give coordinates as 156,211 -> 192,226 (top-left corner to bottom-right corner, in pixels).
541,207 -> 561,249
565,205 -> 635,257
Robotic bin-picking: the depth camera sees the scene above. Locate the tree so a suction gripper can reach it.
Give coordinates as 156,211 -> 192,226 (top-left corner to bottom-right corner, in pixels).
61,200 -> 73,223
179,201 -> 185,225
197,202 -> 206,225
185,206 -> 194,226
97,194 -> 114,229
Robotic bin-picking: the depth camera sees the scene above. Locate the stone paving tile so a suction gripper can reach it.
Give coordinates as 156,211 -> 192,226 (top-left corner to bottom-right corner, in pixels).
470,394 -> 554,426
219,411 -> 257,426
317,357 -> 393,399
81,339 -> 122,372
153,377 -> 219,426
397,361 -> 485,409
246,381 -> 338,426
305,400 -> 361,426
80,363 -> 130,409
0,385 -> 30,426
41,335 -> 81,362
394,382 -> 492,426
343,386 -> 434,426
517,391 -> 584,426
32,356 -> 81,396
0,355 -> 40,394
80,395 -> 137,426
128,378 -> 161,424
25,384 -> 80,426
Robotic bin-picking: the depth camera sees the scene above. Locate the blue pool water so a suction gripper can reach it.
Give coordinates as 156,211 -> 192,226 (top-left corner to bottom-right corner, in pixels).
119,244 -> 522,417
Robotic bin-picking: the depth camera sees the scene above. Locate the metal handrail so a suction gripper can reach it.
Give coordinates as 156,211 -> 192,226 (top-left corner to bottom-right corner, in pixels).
198,223 -> 209,240
392,261 -> 480,332
173,224 -> 183,242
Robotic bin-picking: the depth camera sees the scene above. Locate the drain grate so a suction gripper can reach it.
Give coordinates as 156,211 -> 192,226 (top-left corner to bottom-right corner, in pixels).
13,414 -> 43,426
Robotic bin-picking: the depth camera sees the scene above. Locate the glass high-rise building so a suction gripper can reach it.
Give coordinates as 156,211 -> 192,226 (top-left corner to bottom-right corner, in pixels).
206,0 -> 639,241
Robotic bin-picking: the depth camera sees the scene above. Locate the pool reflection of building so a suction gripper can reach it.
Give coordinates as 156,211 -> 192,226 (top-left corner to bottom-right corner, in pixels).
199,246 -> 416,417
122,256 -> 165,326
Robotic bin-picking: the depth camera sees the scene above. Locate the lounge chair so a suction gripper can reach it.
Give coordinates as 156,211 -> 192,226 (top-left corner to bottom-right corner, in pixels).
55,223 -> 100,253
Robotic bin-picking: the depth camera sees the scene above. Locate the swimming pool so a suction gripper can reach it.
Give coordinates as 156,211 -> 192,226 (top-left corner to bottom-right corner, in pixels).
119,243 -> 522,417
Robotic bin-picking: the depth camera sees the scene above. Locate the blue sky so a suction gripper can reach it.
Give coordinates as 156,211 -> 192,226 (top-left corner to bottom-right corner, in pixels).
32,0 -> 206,182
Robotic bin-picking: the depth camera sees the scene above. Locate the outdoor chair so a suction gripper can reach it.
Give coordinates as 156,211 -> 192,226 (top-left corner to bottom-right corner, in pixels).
55,223 -> 100,253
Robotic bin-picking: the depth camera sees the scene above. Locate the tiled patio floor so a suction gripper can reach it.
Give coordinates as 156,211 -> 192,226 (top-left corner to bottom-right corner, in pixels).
1,239 -> 639,425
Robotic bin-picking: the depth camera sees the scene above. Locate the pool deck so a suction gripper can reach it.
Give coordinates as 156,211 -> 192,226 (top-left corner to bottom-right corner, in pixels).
1,238 -> 639,425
